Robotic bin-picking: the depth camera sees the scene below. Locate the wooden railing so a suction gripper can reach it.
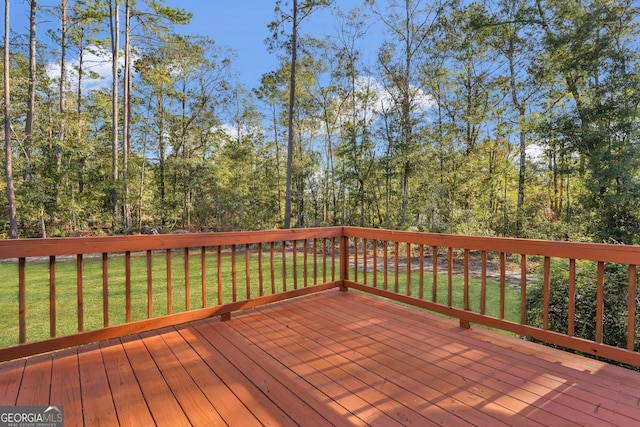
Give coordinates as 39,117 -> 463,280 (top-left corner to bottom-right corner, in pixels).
1,226 -> 639,368
0,228 -> 343,362
342,227 -> 640,368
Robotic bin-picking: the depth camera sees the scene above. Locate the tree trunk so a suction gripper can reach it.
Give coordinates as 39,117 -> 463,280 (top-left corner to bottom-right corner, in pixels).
25,0 -> 37,170
76,26 -> 85,194
507,35 -> 527,237
56,0 -> 65,172
122,0 -> 131,229
4,0 -> 18,238
283,0 -> 297,229
109,0 -> 120,230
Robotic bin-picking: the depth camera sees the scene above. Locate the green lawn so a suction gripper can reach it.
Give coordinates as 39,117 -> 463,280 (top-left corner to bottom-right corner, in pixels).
0,248 -> 336,348
353,267 -> 522,325
0,250 -> 521,348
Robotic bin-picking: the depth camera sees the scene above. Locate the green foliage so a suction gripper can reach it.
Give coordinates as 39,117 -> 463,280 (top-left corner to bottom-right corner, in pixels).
527,260 -> 640,353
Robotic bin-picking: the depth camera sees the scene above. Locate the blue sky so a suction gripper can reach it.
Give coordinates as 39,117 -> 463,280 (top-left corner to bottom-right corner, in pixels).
166,1 -> 279,86
7,1 -> 380,89
165,0 -> 378,88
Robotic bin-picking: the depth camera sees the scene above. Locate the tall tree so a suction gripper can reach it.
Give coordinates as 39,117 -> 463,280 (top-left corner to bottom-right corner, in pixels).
375,0 -> 445,227
471,0 -> 542,236
25,0 -> 37,174
269,0 -> 333,229
3,0 -> 17,238
108,0 -> 120,228
122,0 -> 131,229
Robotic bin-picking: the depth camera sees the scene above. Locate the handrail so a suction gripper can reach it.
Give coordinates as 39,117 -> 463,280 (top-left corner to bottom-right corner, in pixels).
342,227 -> 640,367
0,227 -> 343,362
1,226 -> 638,368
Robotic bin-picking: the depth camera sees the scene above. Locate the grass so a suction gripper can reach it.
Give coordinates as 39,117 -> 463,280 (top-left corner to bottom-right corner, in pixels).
0,249 -> 522,349
352,266 -> 522,327
0,248 -> 337,348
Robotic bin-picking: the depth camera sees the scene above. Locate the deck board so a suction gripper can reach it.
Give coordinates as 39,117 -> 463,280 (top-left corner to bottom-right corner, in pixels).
0,358 -> 25,405
77,342 -> 118,426
99,339 -> 156,427
50,349 -> 82,426
2,290 -> 640,426
120,333 -> 192,427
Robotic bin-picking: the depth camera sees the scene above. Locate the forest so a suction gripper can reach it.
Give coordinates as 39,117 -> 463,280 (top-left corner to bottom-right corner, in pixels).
1,0 -> 639,245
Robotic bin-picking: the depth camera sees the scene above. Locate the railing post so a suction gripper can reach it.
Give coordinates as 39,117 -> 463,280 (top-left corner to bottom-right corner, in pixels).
340,233 -> 349,292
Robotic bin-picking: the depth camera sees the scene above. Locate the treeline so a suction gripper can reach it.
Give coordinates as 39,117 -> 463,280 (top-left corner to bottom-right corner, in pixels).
1,0 -> 639,245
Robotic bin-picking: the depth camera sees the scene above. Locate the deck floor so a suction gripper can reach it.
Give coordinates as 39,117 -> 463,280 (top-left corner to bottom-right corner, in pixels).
1,290 -> 640,426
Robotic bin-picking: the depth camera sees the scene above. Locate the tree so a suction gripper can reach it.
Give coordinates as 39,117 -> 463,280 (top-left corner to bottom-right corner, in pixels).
535,0 -> 640,245
473,0 -> 542,236
25,0 -> 37,176
268,0 -> 333,229
3,0 -> 17,238
108,0 -> 120,228
374,0 -> 445,227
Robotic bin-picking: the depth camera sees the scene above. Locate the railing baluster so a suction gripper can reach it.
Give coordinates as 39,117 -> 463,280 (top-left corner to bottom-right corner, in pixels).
568,259 -> 576,336
303,239 -> 308,288
418,244 -> 424,300
147,250 -> 153,318
383,241 -> 388,291
500,252 -> 506,320
313,238 -> 318,285
447,248 -> 453,307
464,249 -> 469,311
543,256 -> 551,330
292,240 -> 298,290
217,246 -> 223,305
520,254 -> 527,325
432,246 -> 438,303
394,241 -> 400,294
322,238 -> 327,284
372,240 -> 378,288
166,249 -> 172,315
331,237 -> 336,282
258,243 -> 264,296
125,251 -> 131,323
270,242 -> 276,294
201,247 -> 206,308
406,242 -> 411,296
628,264 -> 637,351
49,256 -> 56,338
231,245 -> 237,302
77,254 -> 84,332
102,253 -> 109,327
353,238 -> 358,283
363,238 -> 368,285
18,258 -> 26,344
596,262 -> 605,343
245,244 -> 251,298
184,248 -> 190,311
480,251 -> 487,315
282,241 -> 287,292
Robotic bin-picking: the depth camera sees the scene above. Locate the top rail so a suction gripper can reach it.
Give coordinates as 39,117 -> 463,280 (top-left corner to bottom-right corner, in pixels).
0,227 -> 343,259
343,227 -> 640,265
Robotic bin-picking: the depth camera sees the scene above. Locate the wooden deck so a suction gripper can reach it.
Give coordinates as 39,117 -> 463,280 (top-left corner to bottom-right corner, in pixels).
1,290 -> 640,426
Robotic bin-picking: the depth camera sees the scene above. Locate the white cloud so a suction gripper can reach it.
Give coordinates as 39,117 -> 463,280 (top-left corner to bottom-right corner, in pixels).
47,45 -> 124,93
354,75 -> 435,118
526,143 -> 545,162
